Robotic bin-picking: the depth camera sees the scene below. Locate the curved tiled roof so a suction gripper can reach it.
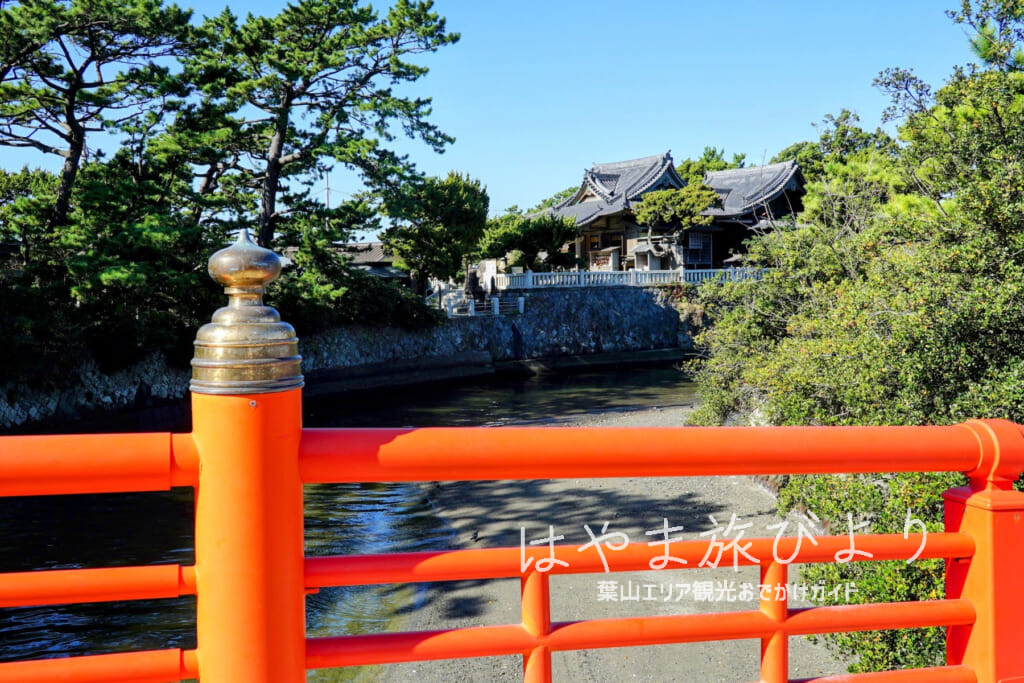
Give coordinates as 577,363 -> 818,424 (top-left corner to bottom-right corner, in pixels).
702,160 -> 802,217
550,201 -> 606,225
552,151 -> 684,226
587,152 -> 682,201
548,154 -> 803,227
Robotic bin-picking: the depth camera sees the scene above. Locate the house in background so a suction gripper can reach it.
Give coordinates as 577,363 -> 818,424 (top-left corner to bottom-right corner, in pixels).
698,160 -> 805,268
549,152 -> 685,271
279,241 -> 413,287
548,152 -> 804,271
340,242 -> 411,285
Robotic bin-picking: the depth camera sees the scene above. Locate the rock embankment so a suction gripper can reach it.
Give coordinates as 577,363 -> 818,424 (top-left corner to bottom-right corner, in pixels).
302,286 -> 688,393
2,286 -> 690,431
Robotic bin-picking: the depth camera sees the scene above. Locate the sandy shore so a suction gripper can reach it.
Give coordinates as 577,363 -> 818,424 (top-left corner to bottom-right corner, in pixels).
366,405 -> 850,682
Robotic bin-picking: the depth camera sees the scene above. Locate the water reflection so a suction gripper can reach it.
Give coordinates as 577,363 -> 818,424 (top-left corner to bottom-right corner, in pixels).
0,491 -> 197,661
305,366 -> 696,427
304,483 -> 454,683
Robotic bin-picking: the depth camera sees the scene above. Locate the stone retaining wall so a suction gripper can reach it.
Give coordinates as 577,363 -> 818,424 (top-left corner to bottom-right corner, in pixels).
1,287 -> 688,431
302,287 -> 683,370
0,354 -> 190,432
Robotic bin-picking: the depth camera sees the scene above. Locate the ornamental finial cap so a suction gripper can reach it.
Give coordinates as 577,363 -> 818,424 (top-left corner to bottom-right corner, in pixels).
190,230 -> 303,395
207,229 -> 281,289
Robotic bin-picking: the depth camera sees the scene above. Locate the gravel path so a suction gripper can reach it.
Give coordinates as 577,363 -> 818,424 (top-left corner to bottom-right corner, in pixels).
366,405 -> 850,682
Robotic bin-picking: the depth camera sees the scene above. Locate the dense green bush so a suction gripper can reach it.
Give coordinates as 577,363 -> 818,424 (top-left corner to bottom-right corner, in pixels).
0,159 -> 439,387
688,3 -> 1024,671
270,239 -> 442,336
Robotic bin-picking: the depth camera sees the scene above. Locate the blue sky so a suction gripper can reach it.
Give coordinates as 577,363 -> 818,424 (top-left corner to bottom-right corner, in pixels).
248,1 -> 979,215
5,1 -> 980,221
391,0 -> 978,214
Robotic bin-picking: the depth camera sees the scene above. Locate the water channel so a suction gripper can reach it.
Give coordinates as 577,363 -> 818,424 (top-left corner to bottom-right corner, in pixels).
0,365 -> 696,675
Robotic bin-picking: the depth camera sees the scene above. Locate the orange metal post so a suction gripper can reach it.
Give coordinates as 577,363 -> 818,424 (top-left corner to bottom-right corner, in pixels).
192,389 -> 305,682
521,570 -> 552,682
945,483 -> 1024,682
760,561 -> 788,683
186,229 -> 306,681
944,419 -> 1024,683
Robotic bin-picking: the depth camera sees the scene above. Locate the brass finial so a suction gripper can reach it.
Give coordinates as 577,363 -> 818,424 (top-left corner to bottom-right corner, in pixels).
190,230 -> 303,394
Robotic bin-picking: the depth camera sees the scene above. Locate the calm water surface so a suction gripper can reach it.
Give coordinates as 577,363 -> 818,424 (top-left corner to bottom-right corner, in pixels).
0,366 -> 694,670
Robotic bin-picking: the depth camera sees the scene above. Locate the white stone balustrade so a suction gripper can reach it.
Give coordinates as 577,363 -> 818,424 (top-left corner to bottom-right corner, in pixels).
492,268 -> 761,291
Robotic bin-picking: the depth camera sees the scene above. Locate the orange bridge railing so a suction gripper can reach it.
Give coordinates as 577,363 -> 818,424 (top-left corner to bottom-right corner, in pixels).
2,418 -> 1024,682
1,234 -> 1022,682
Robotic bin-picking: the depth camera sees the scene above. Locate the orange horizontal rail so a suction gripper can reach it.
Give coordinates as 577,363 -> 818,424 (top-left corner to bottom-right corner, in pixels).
551,600 -> 973,645
306,624 -> 534,667
0,565 -> 196,608
0,648 -> 197,683
305,600 -> 973,668
298,424 -> 1008,483
0,433 -> 198,496
790,666 -> 977,682
304,532 -> 973,586
785,600 -> 975,635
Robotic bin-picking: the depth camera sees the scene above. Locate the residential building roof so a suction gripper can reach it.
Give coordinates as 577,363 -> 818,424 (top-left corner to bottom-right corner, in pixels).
340,241 -> 392,265
338,242 -> 411,279
702,160 -> 803,218
550,151 -> 685,227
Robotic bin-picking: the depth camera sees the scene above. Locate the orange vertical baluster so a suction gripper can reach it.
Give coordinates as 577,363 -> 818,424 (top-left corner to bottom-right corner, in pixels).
760,561 -> 788,683
522,569 -> 552,682
192,389 -> 305,682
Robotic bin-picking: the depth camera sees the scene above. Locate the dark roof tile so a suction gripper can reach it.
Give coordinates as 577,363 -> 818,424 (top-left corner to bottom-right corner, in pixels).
702,160 -> 802,217
550,151 -> 684,226
548,154 -> 803,227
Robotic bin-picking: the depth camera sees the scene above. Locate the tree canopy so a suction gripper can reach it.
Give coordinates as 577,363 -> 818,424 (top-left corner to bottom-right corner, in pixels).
0,0 -> 193,227
529,185 -> 577,213
633,184 -> 718,231
689,0 -> 1024,671
184,0 -> 458,248
0,0 -> 457,383
771,110 -> 895,183
950,0 -> 1024,69
382,171 -> 489,290
478,212 -> 578,272
674,146 -> 745,184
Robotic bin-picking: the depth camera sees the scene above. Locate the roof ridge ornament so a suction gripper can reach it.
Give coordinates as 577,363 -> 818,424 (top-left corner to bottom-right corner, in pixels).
190,229 -> 304,395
